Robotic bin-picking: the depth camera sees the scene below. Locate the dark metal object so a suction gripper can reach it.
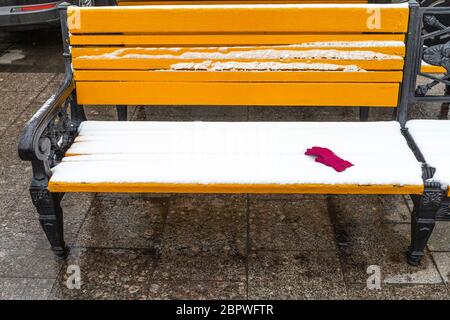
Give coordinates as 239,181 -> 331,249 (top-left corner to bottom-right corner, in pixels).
116,106 -> 128,121
403,3 -> 450,265
411,6 -> 450,100
18,2 -> 85,258
407,181 -> 443,266
359,107 -> 369,122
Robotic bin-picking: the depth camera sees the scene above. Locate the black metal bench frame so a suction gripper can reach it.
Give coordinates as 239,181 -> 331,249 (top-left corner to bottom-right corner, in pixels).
17,1 -> 450,265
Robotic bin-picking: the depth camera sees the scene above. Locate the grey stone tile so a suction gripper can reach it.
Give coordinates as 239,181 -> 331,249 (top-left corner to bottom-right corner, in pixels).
50,248 -> 156,300
248,194 -> 326,200
0,161 -> 32,197
248,250 -> 347,300
96,193 -> 172,200
248,106 -> 359,122
84,105 -> 118,121
0,72 -> 10,84
433,252 -> 450,285
429,222 -> 450,252
379,195 -> 411,223
153,248 -> 247,282
0,247 -> 62,279
0,208 -> 50,250
164,195 -> 247,254
346,283 -> 450,300
0,73 -> 55,92
0,192 -> 92,250
132,105 -> 192,121
328,196 -> 442,284
153,194 -> 248,281
0,92 -> 36,131
0,277 -> 55,300
190,106 -> 248,121
147,280 -> 246,300
249,199 -> 335,251
77,196 -> 167,249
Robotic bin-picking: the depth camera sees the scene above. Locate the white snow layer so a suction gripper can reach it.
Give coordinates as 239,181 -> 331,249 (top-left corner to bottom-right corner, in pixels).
170,61 -> 364,72
49,121 -> 423,186
407,120 -> 450,189
76,48 -> 402,62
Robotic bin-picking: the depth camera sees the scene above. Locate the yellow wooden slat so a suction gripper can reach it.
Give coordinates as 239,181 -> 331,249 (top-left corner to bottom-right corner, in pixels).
47,181 -> 423,195
72,58 -> 404,71
70,34 -> 406,46
71,45 -> 405,58
67,4 -> 409,34
421,64 -> 446,74
75,81 -> 400,106
73,70 -> 404,83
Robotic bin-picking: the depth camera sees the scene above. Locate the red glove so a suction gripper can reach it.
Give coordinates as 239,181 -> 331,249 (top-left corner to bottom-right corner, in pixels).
305,147 -> 353,172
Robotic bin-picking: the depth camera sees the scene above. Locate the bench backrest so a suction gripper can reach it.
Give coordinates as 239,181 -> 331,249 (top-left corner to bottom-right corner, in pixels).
115,0 -> 372,5
67,3 -> 411,108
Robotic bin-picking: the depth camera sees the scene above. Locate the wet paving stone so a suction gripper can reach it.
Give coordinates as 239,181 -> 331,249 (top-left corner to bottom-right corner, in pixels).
155,195 -> 247,282
50,248 -> 156,300
84,105 -> 120,122
0,278 -> 54,300
77,197 -> 167,250
0,247 -> 62,279
133,105 -> 193,121
248,106 -> 359,122
0,191 -> 93,250
0,92 -> 36,132
153,249 -> 247,282
432,252 -> 450,285
190,106 -> 248,121
346,283 -> 450,300
147,280 -> 246,300
429,222 -> 450,252
249,199 -> 335,251
328,196 -> 443,285
248,250 -> 346,300
248,193 -> 327,200
164,195 -> 247,254
0,72 -> 56,93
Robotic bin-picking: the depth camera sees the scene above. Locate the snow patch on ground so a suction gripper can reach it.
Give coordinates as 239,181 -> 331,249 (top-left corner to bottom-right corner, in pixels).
0,49 -> 25,65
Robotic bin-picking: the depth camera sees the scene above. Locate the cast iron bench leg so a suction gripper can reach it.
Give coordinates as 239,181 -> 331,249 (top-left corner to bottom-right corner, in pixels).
30,185 -> 68,260
407,186 -> 442,266
116,105 -> 128,121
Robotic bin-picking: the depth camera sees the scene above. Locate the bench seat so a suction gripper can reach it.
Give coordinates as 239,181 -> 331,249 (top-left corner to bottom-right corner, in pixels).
48,121 -> 423,194
407,120 -> 450,194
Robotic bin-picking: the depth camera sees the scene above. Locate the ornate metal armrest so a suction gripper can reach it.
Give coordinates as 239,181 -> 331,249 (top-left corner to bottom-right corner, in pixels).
18,77 -> 83,182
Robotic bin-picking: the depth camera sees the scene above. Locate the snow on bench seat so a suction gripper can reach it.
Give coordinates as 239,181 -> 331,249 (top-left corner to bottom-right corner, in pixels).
48,121 -> 424,194
407,120 -> 450,192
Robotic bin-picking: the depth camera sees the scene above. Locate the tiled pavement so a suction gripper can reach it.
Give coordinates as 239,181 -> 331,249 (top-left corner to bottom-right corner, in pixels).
0,72 -> 449,300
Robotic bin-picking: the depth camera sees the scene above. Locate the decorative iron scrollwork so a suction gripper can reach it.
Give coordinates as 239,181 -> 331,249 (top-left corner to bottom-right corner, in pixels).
40,97 -> 79,168
416,11 -> 450,97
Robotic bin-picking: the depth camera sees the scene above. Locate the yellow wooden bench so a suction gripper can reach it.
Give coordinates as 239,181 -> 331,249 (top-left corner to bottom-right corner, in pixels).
18,1 -> 443,266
